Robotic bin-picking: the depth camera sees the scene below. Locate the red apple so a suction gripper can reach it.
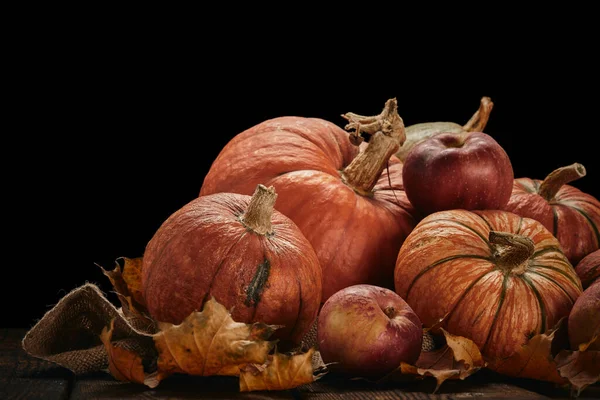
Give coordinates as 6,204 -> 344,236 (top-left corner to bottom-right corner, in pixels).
402,131 -> 514,215
568,281 -> 600,351
317,284 -> 422,378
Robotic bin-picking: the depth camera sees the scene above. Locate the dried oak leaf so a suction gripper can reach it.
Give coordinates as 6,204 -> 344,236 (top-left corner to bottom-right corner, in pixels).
385,328 -> 486,393
153,297 -> 278,383
100,257 -> 157,334
487,321 -> 567,384
239,347 -> 327,392
100,319 -> 147,385
555,350 -> 600,397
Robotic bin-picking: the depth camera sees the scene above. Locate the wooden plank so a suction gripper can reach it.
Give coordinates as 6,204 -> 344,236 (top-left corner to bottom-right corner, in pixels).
0,329 -> 73,400
69,372 -> 296,399
295,374 -> 553,400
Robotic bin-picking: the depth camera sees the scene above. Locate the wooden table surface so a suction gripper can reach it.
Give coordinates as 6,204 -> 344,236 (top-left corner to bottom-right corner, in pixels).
2,329 -> 598,399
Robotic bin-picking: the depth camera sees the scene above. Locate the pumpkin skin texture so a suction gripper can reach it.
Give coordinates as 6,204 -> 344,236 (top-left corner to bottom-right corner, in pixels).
503,163 -> 600,265
568,281 -> 600,351
200,101 -> 419,302
394,209 -> 582,361
141,185 -> 322,347
575,249 -> 600,289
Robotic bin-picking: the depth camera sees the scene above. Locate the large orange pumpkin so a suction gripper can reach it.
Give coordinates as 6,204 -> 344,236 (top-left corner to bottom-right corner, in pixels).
503,163 -> 600,265
200,99 -> 420,302
394,209 -> 582,361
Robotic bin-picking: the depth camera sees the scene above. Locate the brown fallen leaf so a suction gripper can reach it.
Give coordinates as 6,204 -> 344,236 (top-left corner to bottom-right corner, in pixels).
487,321 -> 567,384
100,319 -> 147,385
239,347 -> 327,392
99,257 -> 157,334
556,350 -> 600,397
384,328 -> 486,393
153,297 -> 279,383
578,334 -> 599,352
119,257 -> 146,307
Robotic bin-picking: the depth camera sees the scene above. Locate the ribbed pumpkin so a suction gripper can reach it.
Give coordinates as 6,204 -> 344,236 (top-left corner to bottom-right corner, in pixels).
575,249 -> 600,289
200,99 -> 419,302
503,163 -> 600,265
141,184 -> 322,347
394,209 -> 582,361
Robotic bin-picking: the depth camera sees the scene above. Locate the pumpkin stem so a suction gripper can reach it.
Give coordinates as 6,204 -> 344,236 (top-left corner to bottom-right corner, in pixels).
538,163 -> 586,201
240,184 -> 277,235
462,96 -> 494,132
340,98 -> 406,195
489,231 -> 535,274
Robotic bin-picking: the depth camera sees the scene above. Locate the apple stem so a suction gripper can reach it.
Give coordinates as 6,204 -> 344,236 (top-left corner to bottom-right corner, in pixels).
341,99 -> 406,195
463,96 -> 494,133
240,184 -> 277,235
489,231 -> 535,275
538,163 -> 586,201
383,306 -> 396,319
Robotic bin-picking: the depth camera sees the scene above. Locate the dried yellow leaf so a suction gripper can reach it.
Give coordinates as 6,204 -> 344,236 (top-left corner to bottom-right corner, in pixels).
100,319 -> 146,385
239,348 -> 325,392
153,297 -> 277,382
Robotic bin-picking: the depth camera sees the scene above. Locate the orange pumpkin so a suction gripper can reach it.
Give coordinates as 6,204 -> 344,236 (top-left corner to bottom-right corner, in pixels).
142,184 -> 322,347
575,249 -> 599,289
200,100 -> 419,302
503,163 -> 600,265
394,209 -> 582,361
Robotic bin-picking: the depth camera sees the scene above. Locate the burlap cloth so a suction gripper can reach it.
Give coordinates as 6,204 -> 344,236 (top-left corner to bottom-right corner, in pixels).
21,283 -> 157,375
21,283 -> 319,376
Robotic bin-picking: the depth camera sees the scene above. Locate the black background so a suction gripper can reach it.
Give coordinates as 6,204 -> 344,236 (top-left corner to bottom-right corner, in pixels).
7,23 -> 598,329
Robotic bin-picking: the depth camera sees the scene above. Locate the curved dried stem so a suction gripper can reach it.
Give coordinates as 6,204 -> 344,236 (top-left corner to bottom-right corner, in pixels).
341,98 -> 406,146
340,99 -> 406,195
539,163 -> 587,201
463,96 -> 494,133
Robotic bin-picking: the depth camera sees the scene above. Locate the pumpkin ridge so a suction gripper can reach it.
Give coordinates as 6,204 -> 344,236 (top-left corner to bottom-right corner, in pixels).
570,206 -> 600,248
532,246 -> 565,258
418,218 -> 491,250
312,118 -> 348,167
274,125 -> 341,168
145,208 -> 245,305
555,198 -> 600,208
521,275 -> 547,335
322,194 -> 360,278
481,273 -> 510,353
551,206 -> 559,237
474,211 -> 495,233
528,264 -> 581,289
516,217 -> 524,235
588,264 -> 599,278
287,278 -> 303,340
406,255 -> 492,300
525,270 -> 578,304
517,178 -> 537,194
203,230 -> 251,306
443,269 -> 497,335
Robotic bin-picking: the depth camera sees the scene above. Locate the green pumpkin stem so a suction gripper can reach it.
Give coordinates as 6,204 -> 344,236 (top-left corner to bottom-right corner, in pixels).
538,163 -> 587,201
341,98 -> 405,195
463,96 -> 494,132
240,184 -> 277,235
489,231 -> 535,274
